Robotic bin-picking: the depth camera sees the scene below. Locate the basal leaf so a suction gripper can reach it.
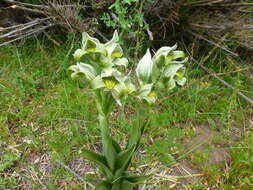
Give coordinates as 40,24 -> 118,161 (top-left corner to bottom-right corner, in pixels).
112,138 -> 122,153
103,136 -> 117,172
80,148 -> 113,179
115,144 -> 136,174
125,174 -> 151,184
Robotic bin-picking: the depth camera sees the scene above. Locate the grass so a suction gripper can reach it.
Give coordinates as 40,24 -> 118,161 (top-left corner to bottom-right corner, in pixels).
0,37 -> 252,190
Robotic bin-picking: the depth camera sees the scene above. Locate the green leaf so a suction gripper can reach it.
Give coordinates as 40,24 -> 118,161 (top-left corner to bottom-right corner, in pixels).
102,135 -> 117,172
115,144 -> 136,174
125,174 -> 151,184
80,148 -> 111,175
127,119 -> 150,150
112,138 -> 122,153
80,148 -> 114,180
95,181 -> 112,190
80,148 -> 106,165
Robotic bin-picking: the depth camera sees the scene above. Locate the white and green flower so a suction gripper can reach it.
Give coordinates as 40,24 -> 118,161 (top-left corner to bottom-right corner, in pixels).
135,83 -> 157,105
82,32 -> 102,53
153,45 -> 188,66
69,62 -> 97,80
69,30 -> 188,107
153,45 -> 177,65
162,64 -> 187,90
112,79 -> 136,106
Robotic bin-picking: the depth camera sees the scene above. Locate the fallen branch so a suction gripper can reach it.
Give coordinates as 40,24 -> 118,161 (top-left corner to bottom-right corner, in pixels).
7,4 -> 47,15
0,17 -> 52,32
2,0 -> 47,9
55,159 -> 94,188
0,18 -> 51,40
0,23 -> 55,47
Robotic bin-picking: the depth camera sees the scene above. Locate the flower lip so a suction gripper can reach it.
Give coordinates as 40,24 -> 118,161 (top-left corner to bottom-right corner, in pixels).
148,91 -> 157,97
85,40 -> 96,53
103,77 -> 118,90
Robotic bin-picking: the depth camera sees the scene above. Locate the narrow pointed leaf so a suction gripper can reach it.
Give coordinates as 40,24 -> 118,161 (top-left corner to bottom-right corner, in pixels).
103,136 -> 117,172
80,148 -> 107,166
111,180 -> 122,190
112,138 -> 122,153
115,144 -> 136,172
121,180 -> 135,190
127,119 -> 149,150
125,174 -> 152,184
80,148 -> 113,179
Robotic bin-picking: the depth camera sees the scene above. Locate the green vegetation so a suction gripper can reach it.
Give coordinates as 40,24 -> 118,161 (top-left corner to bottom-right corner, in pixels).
0,1 -> 252,189
0,35 -> 252,189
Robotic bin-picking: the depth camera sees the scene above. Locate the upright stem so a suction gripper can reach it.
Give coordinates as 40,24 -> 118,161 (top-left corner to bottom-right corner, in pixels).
95,90 -> 116,171
95,91 -> 110,149
98,112 -> 110,146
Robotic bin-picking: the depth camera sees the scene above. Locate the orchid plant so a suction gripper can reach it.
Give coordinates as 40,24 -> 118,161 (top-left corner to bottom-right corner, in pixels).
69,31 -> 187,190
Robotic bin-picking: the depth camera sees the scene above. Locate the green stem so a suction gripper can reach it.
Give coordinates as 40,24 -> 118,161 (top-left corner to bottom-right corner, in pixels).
95,91 -> 110,149
95,90 -> 116,172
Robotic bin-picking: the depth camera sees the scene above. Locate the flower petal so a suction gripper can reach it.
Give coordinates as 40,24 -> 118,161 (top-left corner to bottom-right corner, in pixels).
163,64 -> 184,78
113,57 -> 128,68
73,49 -> 85,61
136,83 -> 153,99
165,77 -> 176,90
136,49 -> 153,84
90,76 -> 105,89
143,96 -> 157,105
77,62 -> 97,80
69,65 -> 80,78
154,45 -> 177,59
111,44 -> 123,58
111,80 -> 136,106
176,77 -> 187,86
105,30 -> 119,48
153,45 -> 177,66
82,32 -> 105,55
101,68 -> 125,83
167,50 -> 188,64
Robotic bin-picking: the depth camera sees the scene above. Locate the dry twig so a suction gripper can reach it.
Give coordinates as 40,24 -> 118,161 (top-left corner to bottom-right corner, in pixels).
55,159 -> 94,188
